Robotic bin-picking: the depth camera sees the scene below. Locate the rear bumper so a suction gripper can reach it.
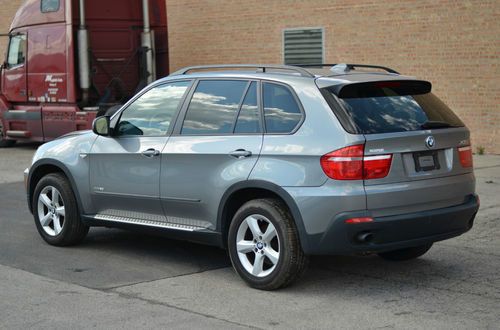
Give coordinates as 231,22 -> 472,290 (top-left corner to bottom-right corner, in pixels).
304,194 -> 479,255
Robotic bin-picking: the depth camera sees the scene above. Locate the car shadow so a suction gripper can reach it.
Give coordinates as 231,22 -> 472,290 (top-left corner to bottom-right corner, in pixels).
79,227 -> 449,293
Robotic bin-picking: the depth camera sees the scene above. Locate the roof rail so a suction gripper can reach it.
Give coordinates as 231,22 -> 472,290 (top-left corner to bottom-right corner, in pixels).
294,63 -> 400,74
170,64 -> 315,78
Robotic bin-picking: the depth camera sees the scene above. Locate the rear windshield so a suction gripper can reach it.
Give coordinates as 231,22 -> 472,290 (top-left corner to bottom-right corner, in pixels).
325,82 -> 464,134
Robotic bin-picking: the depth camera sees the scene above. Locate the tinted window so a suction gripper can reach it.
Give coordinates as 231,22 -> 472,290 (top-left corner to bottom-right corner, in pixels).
7,34 -> 26,67
329,84 -> 464,134
116,81 -> 190,136
263,83 -> 302,133
41,0 -> 60,13
182,80 -> 248,135
234,82 -> 260,133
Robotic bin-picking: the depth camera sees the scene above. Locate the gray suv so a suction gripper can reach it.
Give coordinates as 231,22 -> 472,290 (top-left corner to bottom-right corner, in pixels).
25,64 -> 479,290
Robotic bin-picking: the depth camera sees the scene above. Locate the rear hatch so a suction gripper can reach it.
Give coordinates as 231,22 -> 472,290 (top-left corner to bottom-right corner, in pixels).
322,79 -> 475,217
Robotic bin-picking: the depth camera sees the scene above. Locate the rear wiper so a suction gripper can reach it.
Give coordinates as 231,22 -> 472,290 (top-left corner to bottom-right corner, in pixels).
420,121 -> 453,129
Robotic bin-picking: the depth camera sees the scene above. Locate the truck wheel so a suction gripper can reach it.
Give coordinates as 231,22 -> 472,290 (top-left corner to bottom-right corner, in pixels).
0,124 -> 15,148
32,173 -> 89,246
378,243 -> 433,261
228,198 -> 308,290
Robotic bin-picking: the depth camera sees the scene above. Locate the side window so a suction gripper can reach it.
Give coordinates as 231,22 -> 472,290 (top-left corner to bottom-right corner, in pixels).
182,80 -> 248,135
234,82 -> 260,133
6,34 -> 26,67
116,81 -> 191,136
41,0 -> 60,13
263,82 -> 302,133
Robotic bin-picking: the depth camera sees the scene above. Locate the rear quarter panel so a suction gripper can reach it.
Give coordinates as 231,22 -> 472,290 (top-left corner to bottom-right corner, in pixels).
249,78 -> 365,186
249,78 -> 368,237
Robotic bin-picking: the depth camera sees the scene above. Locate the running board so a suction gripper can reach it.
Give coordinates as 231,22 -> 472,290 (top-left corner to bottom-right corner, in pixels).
92,214 -> 206,232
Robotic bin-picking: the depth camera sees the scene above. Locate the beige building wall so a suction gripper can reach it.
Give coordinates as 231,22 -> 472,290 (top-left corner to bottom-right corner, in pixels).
168,0 -> 500,154
0,1 -> 498,153
0,0 -> 24,57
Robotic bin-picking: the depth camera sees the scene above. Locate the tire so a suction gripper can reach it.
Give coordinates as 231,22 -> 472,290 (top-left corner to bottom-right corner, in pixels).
32,173 -> 89,246
0,123 -> 15,148
378,243 -> 433,261
228,198 -> 308,290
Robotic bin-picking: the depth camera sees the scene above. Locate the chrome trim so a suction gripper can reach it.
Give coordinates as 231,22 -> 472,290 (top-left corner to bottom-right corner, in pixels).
328,157 -> 363,162
364,155 -> 392,161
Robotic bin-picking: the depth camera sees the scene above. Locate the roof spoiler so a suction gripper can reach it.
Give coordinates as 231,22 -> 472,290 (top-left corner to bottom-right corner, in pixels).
330,80 -> 432,98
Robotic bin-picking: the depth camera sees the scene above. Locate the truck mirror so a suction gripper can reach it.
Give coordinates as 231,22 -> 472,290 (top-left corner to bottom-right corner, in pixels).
92,116 -> 110,136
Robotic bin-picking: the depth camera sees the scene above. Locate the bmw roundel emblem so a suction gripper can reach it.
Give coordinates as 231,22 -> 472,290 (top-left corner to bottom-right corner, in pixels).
425,136 -> 435,149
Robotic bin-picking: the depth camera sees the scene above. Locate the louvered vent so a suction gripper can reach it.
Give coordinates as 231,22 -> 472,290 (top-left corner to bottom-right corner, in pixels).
283,28 -> 324,65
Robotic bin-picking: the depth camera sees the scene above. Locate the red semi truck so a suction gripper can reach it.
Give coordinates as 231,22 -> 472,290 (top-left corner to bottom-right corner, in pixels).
0,0 -> 168,147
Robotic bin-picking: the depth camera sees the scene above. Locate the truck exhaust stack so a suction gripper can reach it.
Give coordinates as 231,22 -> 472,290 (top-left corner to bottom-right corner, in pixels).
78,0 -> 91,105
142,0 -> 156,84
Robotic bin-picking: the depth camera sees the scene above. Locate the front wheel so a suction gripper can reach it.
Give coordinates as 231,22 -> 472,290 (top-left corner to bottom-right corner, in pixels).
33,173 -> 89,246
378,243 -> 433,261
228,198 -> 308,290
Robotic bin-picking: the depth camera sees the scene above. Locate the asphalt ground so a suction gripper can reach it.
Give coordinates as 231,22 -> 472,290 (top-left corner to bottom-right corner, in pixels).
0,143 -> 499,329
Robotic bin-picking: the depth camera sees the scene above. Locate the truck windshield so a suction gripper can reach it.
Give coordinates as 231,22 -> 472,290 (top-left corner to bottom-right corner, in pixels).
325,82 -> 465,134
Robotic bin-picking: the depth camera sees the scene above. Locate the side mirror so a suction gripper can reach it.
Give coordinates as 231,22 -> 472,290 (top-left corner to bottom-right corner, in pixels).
92,116 -> 111,136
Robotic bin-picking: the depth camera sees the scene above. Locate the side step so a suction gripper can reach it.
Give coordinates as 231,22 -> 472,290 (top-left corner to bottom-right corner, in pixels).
6,130 -> 31,138
93,214 -> 206,232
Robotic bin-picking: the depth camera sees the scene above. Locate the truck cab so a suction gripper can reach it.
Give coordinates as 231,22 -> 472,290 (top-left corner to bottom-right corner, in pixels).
0,0 -> 168,146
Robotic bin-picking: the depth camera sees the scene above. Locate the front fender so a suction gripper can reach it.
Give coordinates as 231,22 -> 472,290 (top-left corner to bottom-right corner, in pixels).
27,159 -> 84,214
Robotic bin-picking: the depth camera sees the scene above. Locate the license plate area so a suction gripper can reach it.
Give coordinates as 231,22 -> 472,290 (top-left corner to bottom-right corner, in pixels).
413,150 -> 440,172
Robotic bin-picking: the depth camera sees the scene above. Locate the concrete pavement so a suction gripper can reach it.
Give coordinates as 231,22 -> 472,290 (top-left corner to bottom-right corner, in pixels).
0,144 -> 499,329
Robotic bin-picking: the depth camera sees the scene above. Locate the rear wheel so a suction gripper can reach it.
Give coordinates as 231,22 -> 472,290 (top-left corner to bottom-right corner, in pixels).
378,243 -> 433,261
33,173 -> 89,246
0,123 -> 15,148
228,198 -> 308,290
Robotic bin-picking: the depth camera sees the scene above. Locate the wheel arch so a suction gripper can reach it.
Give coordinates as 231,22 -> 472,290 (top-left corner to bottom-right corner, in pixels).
217,180 -> 310,252
28,159 -> 83,214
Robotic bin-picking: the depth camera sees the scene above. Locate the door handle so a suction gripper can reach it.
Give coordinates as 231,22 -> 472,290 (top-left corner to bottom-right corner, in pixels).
141,148 -> 160,157
229,149 -> 252,159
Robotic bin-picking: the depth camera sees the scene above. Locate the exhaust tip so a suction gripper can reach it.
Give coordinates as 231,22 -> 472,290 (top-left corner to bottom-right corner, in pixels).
356,232 -> 374,243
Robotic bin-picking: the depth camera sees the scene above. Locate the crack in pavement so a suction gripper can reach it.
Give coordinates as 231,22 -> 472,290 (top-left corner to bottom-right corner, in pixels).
1,263 -> 257,329
106,289 -> 263,330
102,266 -> 230,291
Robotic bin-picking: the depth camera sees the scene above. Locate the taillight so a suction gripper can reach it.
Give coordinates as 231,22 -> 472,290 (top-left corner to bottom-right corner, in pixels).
363,154 -> 393,179
320,145 -> 364,180
458,146 -> 473,168
321,144 -> 393,180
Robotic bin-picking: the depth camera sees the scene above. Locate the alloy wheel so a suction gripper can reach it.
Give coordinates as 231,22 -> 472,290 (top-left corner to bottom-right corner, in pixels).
236,214 -> 280,277
37,186 -> 66,236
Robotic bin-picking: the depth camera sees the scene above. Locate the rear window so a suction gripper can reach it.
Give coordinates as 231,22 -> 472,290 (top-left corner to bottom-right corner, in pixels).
326,81 -> 464,134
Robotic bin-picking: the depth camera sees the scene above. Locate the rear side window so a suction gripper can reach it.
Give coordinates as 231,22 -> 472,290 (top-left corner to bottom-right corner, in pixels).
182,80 -> 248,135
263,82 -> 302,133
326,82 -> 464,134
234,82 -> 260,134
